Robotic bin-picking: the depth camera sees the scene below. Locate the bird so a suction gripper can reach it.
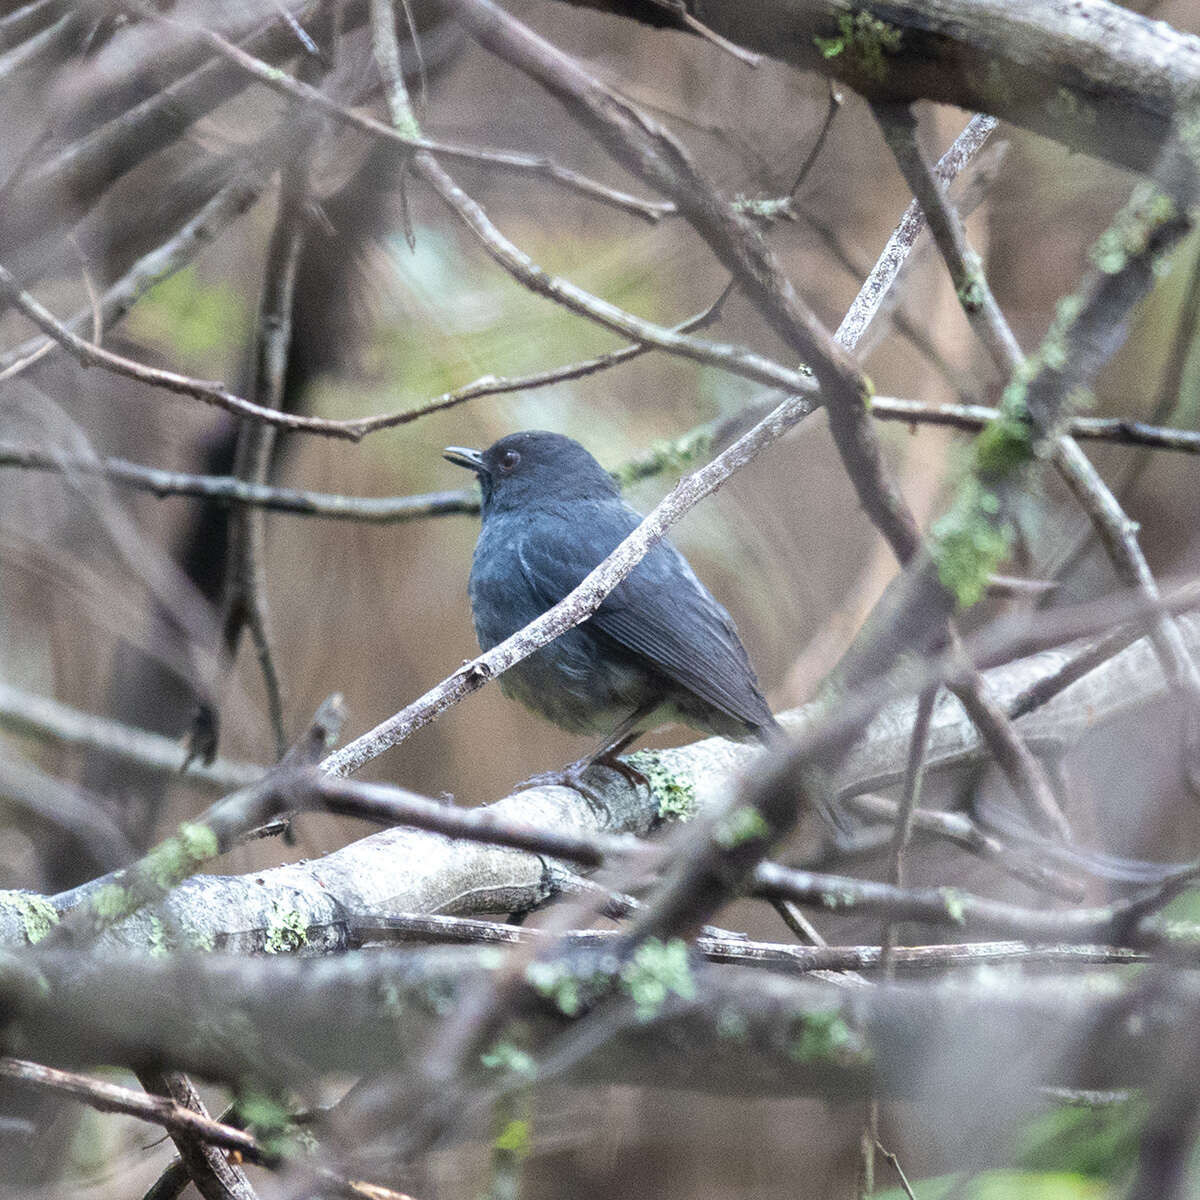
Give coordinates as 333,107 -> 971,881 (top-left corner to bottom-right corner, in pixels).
444,430 -> 779,789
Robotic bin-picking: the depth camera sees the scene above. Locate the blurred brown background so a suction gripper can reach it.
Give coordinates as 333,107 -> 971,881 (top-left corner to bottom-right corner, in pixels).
3,1 -> 1200,1195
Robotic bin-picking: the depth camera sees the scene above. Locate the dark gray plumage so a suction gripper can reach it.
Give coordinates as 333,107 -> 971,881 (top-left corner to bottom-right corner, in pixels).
445,431 -> 778,761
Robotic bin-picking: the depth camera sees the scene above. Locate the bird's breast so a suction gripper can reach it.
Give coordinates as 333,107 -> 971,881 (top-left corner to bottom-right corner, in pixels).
467,522 -> 659,735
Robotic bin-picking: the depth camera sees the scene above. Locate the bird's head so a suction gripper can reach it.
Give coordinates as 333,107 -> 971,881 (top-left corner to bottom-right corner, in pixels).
444,430 -> 619,514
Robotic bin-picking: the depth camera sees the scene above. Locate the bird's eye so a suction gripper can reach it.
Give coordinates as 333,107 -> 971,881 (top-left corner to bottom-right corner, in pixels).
496,449 -> 521,474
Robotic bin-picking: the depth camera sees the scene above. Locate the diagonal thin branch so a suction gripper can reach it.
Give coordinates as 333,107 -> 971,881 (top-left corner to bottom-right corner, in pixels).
446,0 -> 920,564
873,101 -> 1200,769
0,1058 -> 270,1165
136,1069 -> 260,1200
319,386 -> 813,777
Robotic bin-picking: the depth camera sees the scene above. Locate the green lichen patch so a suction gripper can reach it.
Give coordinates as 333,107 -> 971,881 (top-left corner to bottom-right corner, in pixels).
185,923 -> 216,953
492,1117 -> 532,1158
620,937 -> 696,1022
716,1006 -> 749,1041
91,883 -> 132,924
1179,106 -> 1200,162
391,110 -> 422,143
525,959 -> 584,1017
611,426 -> 715,489
481,1038 -> 538,1081
263,900 -> 309,954
813,11 -> 902,82
940,887 -> 968,925
788,1009 -> 858,1064
930,478 -> 1013,609
973,414 -> 1035,478
527,955 -> 620,1017
235,1086 -> 294,1159
954,250 -> 987,315
1040,293 -> 1087,378
4,892 -> 60,945
1090,183 -> 1179,276
146,915 -> 170,958
1162,919 -> 1200,943
1047,86 -> 1097,131
733,194 -> 795,222
627,750 -> 698,821
956,272 -> 985,313
714,805 -> 771,849
143,822 -> 219,892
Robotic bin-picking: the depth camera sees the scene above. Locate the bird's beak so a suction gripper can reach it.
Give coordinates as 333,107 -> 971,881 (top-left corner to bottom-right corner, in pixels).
443,446 -> 486,474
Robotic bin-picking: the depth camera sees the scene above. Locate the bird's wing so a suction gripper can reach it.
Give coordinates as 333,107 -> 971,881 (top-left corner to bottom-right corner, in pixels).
516,523 -> 772,730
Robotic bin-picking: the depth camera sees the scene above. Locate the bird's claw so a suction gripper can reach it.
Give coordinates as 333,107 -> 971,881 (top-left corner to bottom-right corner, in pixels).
515,760 -> 606,810
515,753 -> 647,814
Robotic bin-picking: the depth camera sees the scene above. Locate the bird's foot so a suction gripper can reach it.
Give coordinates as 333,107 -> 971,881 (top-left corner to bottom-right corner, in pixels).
592,749 -> 650,792
515,753 -> 648,813
514,759 -> 608,811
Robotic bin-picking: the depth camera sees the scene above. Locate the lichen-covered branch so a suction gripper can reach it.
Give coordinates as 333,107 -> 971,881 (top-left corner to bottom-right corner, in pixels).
1,945 -> 1192,1105
4,610 -> 1197,956
545,0 -> 1200,182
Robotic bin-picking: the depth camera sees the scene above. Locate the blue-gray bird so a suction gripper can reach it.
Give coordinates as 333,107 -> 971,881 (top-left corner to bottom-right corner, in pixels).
445,431 -> 778,782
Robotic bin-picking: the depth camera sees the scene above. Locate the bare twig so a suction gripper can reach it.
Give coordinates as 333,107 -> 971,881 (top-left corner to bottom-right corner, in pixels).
841,793 -> 1085,900
0,1058 -> 270,1165
790,81 -> 842,196
0,263 -> 366,438
750,859 -> 1200,942
1005,622 -> 1148,722
137,3 -> 675,223
885,687 -> 937,920
644,0 -> 762,66
0,443 -> 481,519
946,652 -> 1070,842
0,170 -> 268,377
0,678 -> 264,790
414,154 -> 817,392
352,913 -> 1147,972
0,286 -> 731,463
835,113 -> 997,351
216,100 -> 320,762
303,773 -> 656,869
0,241 -> 815,441
43,697 -> 345,945
8,402 -> 1196,530
870,399 -> 1200,454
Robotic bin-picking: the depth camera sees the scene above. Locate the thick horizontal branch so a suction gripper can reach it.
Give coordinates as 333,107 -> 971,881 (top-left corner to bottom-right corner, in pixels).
550,0 -> 1200,181
3,609 -> 1197,955
1,945 -> 1189,1102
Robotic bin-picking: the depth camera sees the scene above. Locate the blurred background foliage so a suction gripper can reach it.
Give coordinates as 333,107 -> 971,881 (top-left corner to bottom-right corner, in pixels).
3,0 -> 1200,1196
